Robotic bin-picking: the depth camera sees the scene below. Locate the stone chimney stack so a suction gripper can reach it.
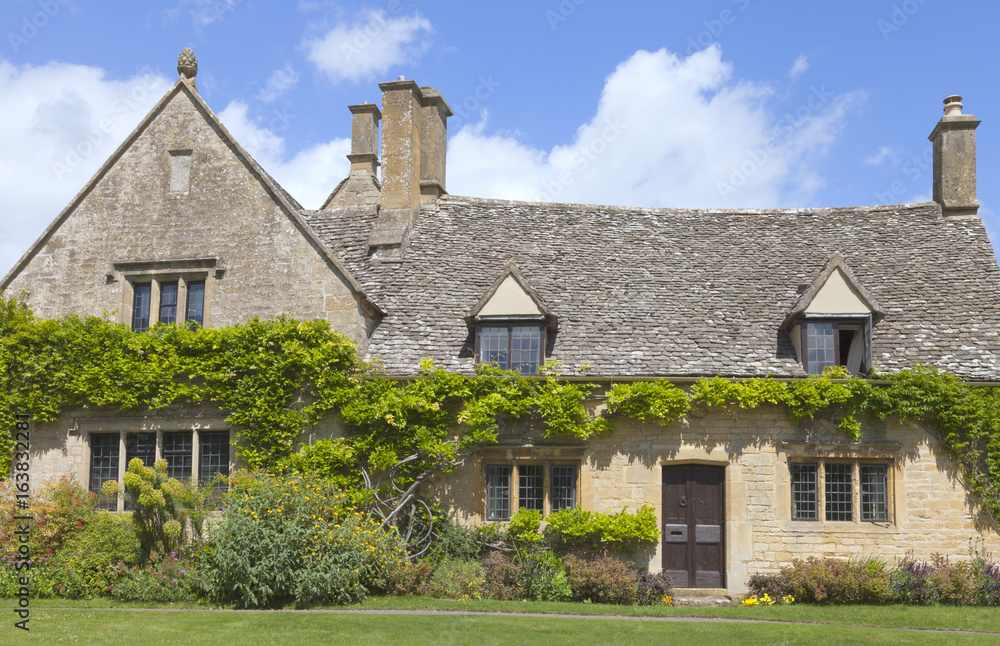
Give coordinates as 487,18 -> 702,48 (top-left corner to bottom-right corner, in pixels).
368,78 -> 452,253
929,95 -> 980,218
369,77 -> 423,250
347,102 -> 381,178
419,87 -> 453,207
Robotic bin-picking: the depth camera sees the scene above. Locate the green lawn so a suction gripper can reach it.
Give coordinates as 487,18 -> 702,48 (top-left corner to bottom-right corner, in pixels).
9,598 -> 999,645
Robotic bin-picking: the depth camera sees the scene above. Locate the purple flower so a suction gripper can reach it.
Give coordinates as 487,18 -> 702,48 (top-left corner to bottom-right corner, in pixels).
180,569 -> 186,574
171,578 -> 177,584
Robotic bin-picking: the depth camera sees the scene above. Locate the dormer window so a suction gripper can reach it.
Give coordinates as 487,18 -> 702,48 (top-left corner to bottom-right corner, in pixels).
782,254 -> 883,376
800,317 -> 872,375
477,324 -> 545,374
467,262 -> 556,376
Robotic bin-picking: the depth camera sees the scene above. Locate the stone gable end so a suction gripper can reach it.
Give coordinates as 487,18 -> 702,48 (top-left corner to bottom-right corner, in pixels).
4,83 -> 366,343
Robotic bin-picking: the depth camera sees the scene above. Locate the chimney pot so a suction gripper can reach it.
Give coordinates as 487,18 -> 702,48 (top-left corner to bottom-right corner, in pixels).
943,95 -> 963,116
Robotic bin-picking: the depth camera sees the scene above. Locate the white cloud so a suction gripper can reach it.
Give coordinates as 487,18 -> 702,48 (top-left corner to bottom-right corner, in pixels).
166,0 -> 242,28
0,59 -> 171,278
304,9 -> 432,84
257,64 -> 299,104
864,145 -> 896,167
789,54 -> 809,79
218,101 -> 350,209
447,46 -> 865,209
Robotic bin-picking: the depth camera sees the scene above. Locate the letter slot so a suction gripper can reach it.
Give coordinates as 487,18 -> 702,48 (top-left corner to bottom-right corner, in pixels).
663,524 -> 687,543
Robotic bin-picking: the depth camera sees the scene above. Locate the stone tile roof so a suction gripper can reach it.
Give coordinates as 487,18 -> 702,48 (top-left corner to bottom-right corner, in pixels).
304,197 -> 1000,379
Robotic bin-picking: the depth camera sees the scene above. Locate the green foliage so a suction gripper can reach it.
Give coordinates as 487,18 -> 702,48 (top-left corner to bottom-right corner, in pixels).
605,380 -> 690,424
103,458 -> 214,558
55,512 -> 141,597
0,477 -> 95,558
424,558 -> 485,600
749,552 -> 1000,606
206,472 -> 406,608
4,295 -> 1000,533
544,505 -> 660,551
562,555 -> 641,605
108,553 -> 207,602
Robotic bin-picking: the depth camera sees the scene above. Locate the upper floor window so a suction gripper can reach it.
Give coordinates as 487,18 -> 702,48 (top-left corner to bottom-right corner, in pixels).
113,258 -> 222,332
467,263 -> 556,376
782,255 -> 883,376
477,324 -> 545,374
799,317 -> 871,375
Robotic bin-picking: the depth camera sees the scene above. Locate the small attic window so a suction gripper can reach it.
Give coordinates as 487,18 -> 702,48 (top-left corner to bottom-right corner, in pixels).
476,324 -> 545,375
169,149 -> 193,193
467,264 -> 555,376
799,317 -> 871,375
783,256 -> 882,377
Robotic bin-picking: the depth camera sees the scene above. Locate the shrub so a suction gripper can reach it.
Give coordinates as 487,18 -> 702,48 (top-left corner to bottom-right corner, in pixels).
425,558 -> 485,599
480,551 -> 523,600
425,518 -> 493,565
545,505 -> 659,552
637,569 -> 674,605
782,558 -> 889,605
102,458 -> 215,559
890,555 -> 938,605
388,560 -> 434,596
54,512 -> 141,598
976,559 -> 1000,606
520,552 -> 572,602
747,572 -> 790,599
563,555 -> 639,605
0,478 -> 96,559
206,472 -> 406,608
108,553 -> 207,602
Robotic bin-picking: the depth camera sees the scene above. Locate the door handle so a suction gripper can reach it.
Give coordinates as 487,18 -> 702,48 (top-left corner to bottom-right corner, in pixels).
679,496 -> 687,508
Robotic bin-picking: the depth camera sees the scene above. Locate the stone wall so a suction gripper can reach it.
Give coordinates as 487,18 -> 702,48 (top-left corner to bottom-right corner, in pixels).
4,82 -> 366,344
431,404 -> 999,593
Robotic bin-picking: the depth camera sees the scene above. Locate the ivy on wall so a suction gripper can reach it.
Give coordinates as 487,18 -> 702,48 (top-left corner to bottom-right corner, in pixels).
1,296 -> 999,531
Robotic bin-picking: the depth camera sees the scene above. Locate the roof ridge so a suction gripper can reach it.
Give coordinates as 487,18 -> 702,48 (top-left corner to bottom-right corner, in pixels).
440,194 -> 940,218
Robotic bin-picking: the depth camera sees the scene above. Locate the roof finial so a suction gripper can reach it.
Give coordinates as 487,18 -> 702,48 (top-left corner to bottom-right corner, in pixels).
178,48 -> 198,80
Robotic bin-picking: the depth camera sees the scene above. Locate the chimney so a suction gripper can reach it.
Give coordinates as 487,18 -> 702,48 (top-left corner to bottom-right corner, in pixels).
419,87 -> 453,207
369,77 -> 423,249
929,95 -> 980,218
368,77 -> 452,252
347,102 -> 381,178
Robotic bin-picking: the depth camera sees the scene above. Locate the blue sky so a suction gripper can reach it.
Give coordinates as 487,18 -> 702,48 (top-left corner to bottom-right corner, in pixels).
1,0 -> 997,275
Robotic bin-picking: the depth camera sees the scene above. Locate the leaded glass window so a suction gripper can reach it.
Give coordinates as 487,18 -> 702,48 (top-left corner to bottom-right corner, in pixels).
479,326 -> 509,367
791,463 -> 818,520
89,434 -> 119,511
158,281 -> 178,324
518,465 -> 543,511
200,431 -> 230,497
551,466 -> 577,512
861,464 -> 888,522
807,322 -> 836,375
163,431 -> 193,480
132,284 -> 151,332
186,281 -> 205,326
486,465 -> 511,521
825,463 -> 853,521
511,326 -> 541,374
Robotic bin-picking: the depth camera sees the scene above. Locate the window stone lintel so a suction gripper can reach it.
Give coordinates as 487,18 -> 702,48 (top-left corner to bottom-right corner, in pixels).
779,441 -> 902,460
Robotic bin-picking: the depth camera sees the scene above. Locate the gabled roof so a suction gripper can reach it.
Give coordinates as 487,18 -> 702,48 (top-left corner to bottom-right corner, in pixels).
305,196 -> 1000,379
2,77 -> 372,313
466,261 -> 557,328
780,253 -> 885,330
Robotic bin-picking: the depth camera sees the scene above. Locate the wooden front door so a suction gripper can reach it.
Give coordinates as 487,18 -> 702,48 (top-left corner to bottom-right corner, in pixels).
662,465 -> 725,588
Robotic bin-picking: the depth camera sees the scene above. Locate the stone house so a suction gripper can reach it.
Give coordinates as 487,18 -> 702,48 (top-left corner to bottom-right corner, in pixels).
4,50 -> 999,593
